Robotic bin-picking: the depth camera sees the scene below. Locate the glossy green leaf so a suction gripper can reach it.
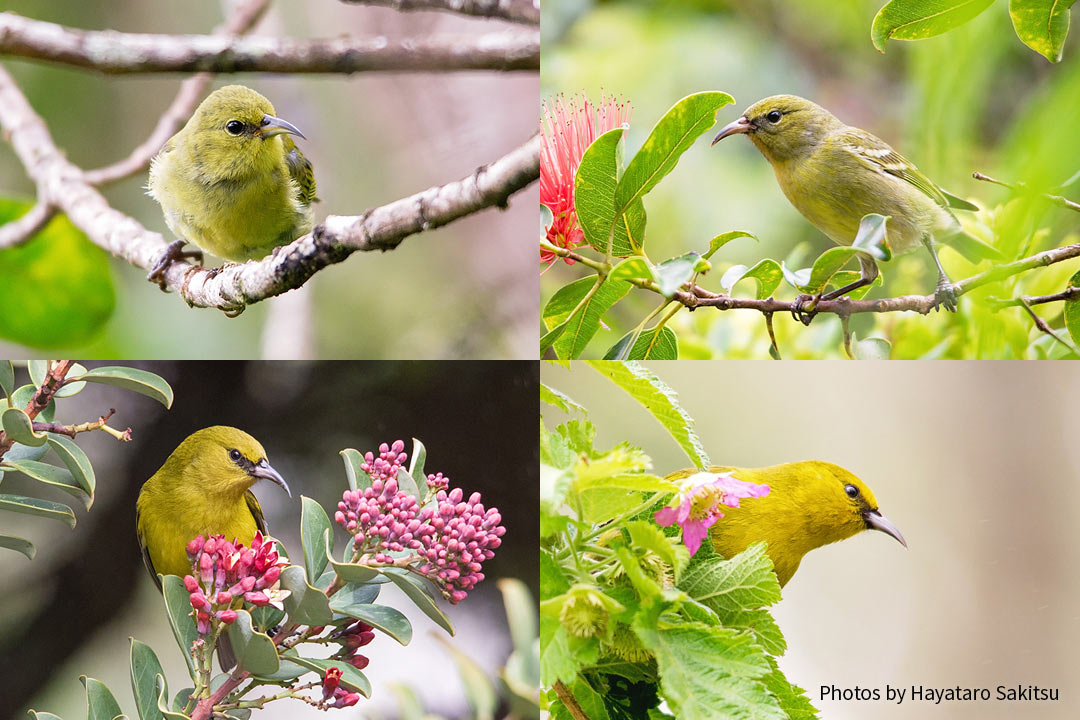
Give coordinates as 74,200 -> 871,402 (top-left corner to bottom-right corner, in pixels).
288,656 -> 372,698
608,256 -> 656,284
852,335 -> 893,360
2,407 -> 47,446
720,259 -> 784,300
543,277 -> 633,359
408,437 -> 427,491
28,361 -> 50,388
326,542 -> 381,583
615,92 -> 735,216
227,609 -> 280,675
575,128 -> 647,257
81,676 -> 126,720
339,449 -> 370,491
300,496 -> 332,584
603,327 -> 679,360
130,638 -> 166,720
395,466 -> 420,501
328,579 -> 381,606
541,203 -> 553,233
251,652 -> 310,683
0,493 -> 75,527
154,676 -> 189,720
76,367 -> 173,408
0,533 -> 36,559
1063,269 -> 1080,345
1009,0 -> 1077,62
827,270 -> 883,300
161,574 -> 198,679
872,0 -> 995,52
27,712 -> 63,720
702,231 -> 757,261
852,213 -> 892,261
1,458 -> 90,509
328,598 -> 413,645
382,567 -> 455,636
46,434 -> 96,501
0,200 -> 115,348
1,361 -> 15,399
655,253 -> 700,298
280,564 -> 334,626
54,363 -> 88,398
170,688 -> 193,714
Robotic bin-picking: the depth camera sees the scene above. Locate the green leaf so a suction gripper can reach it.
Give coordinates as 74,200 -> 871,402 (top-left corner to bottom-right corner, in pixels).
655,253 -> 700,298
300,497 -> 332,585
576,128 -> 647,256
499,578 -> 538,659
395,466 -> 420,501
227,609 -> 280,675
170,688 -> 193,714
130,638 -> 166,720
604,327 -> 679,360
0,493 -> 75,527
540,615 -> 577,687
543,277 -> 633,359
0,532 -> 35,559
154,676 -> 189,720
0,458 -> 90,509
762,657 -> 819,720
626,520 -> 688,579
46,434 -> 96,502
2,407 -> 47,446
339,448 -> 371,491
28,360 -> 50,388
81,676 -> 126,720
852,335 -> 892,360
633,611 -> 784,720
7,384 -> 54,421
27,712 -> 64,720
53,363 -> 89,398
539,382 -> 588,414
585,361 -> 710,468
702,231 -> 757,261
280,564 -> 334,626
327,598 -> 413,645
0,200 -> 115,348
608,256 -> 657,284
615,92 -> 735,216
161,574 -> 198,679
326,543 -> 381,583
1009,0 -> 1077,62
541,203 -> 554,233
574,472 -> 676,494
381,567 -> 455,636
76,367 -> 173,408
720,259 -> 784,300
287,656 -> 372,697
408,437 -> 427,490
1063,269 -> 1080,345
871,0 -> 996,52
434,634 -> 498,720
851,213 -> 892,261
251,654 -> 310,683
679,544 -> 786,655
0,360 -> 15,399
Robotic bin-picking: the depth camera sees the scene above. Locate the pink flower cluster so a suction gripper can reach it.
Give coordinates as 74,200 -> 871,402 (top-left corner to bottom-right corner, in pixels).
184,531 -> 288,634
321,667 -> 360,708
334,440 -> 506,604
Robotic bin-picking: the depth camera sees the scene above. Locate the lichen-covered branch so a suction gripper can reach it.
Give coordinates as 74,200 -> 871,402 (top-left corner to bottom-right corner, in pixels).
341,0 -> 540,25
0,63 -> 538,313
0,13 -> 539,73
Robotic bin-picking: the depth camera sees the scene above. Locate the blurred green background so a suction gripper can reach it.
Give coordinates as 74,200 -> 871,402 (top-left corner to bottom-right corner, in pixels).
0,361 -> 538,720
541,0 -> 1080,358
542,360 -> 1080,719
0,0 -> 537,359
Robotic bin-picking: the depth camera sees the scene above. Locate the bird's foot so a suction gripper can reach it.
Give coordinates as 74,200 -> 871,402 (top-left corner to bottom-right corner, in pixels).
932,280 -> 958,313
791,294 -> 821,326
147,239 -> 203,291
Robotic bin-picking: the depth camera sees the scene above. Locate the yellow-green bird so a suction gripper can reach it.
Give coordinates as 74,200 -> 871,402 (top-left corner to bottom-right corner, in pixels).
147,85 -> 317,283
669,461 -> 906,587
713,95 -> 999,316
136,426 -> 291,583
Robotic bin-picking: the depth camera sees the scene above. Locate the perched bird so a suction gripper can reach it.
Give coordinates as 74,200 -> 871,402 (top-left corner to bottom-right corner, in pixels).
712,95 -> 999,316
147,85 -> 316,284
668,461 -> 906,587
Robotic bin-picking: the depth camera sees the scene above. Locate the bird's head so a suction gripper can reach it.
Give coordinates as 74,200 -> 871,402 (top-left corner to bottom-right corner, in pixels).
801,461 -> 906,549
173,426 -> 291,501
711,94 -> 843,163
184,85 -> 307,181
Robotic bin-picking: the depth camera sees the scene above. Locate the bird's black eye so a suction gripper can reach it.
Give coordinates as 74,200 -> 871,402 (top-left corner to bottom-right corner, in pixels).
766,110 -> 782,124
845,484 -> 859,499
228,449 -> 242,462
225,120 -> 244,135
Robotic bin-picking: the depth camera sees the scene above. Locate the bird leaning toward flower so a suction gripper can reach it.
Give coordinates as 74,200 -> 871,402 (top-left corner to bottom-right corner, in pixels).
713,95 -> 1000,319
147,85 -> 317,286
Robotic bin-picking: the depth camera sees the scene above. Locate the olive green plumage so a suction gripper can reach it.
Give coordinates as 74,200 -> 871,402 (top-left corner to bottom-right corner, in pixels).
148,85 -> 316,262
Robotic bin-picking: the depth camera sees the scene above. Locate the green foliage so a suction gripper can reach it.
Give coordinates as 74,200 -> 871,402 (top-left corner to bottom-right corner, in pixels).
0,199 -> 115,349
540,365 -> 817,719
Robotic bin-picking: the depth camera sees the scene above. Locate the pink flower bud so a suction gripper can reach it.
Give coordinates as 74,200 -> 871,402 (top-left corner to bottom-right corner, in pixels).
216,591 -> 233,606
184,575 -> 200,593
240,576 -> 256,592
260,565 -> 281,587
244,591 -> 269,607
186,536 -> 205,558
218,609 -> 237,625
349,654 -> 370,670
189,592 -> 210,611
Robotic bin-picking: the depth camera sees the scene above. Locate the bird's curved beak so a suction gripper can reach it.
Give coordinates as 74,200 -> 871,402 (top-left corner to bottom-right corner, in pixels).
864,509 -> 906,547
712,116 -> 753,145
257,114 -> 306,141
250,459 -> 291,497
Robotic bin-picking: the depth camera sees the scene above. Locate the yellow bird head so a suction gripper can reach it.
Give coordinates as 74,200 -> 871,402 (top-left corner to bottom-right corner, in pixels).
712,94 -> 843,164
183,85 -> 307,181
167,425 -> 291,502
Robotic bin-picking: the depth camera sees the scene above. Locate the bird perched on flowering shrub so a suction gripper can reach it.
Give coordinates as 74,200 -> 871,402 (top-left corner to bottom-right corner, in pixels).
663,461 -> 906,587
147,85 -> 316,284
713,95 -> 999,314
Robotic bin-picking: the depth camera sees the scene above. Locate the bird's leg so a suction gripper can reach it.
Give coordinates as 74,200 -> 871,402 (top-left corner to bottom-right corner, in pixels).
146,239 -> 204,291
921,234 -> 958,312
792,255 -> 879,326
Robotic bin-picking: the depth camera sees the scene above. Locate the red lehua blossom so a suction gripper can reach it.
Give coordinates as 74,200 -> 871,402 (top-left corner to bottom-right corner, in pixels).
540,92 -> 631,267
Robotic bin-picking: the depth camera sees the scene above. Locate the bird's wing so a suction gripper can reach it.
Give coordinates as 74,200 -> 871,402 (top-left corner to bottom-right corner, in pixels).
835,127 -> 951,209
245,489 -> 269,535
135,505 -> 163,591
283,137 -> 318,205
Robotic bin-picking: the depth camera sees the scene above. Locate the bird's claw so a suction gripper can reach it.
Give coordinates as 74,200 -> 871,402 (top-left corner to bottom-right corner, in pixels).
932,280 -> 959,313
147,239 -> 204,291
791,294 -> 820,325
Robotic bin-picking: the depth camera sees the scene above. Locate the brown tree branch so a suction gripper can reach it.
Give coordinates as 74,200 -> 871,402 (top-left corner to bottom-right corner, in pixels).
32,408 -> 134,442
0,13 -> 539,73
973,171 -> 1080,213
0,63 -> 539,313
341,0 -> 540,25
0,360 -> 74,458
82,0 -> 271,186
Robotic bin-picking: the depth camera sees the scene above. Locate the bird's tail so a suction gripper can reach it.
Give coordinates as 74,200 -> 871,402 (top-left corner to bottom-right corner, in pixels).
942,231 -> 1002,264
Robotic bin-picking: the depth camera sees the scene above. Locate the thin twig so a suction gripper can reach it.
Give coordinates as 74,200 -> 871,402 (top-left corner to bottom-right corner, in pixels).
0,200 -> 56,249
32,409 -> 133,442
553,680 -> 590,720
973,171 -> 1080,213
341,0 -> 540,25
1017,297 -> 1080,357
0,14 -> 539,73
986,286 -> 1080,310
